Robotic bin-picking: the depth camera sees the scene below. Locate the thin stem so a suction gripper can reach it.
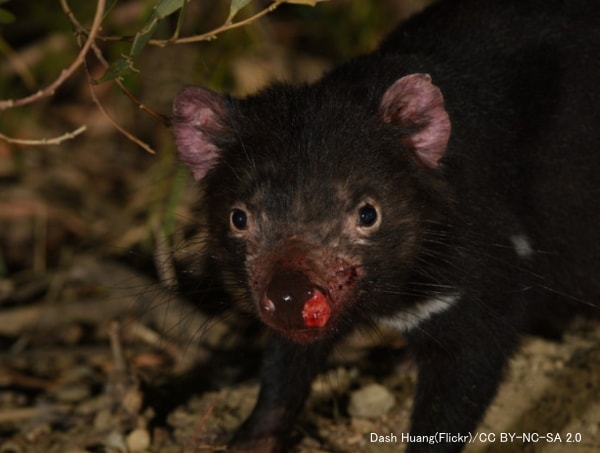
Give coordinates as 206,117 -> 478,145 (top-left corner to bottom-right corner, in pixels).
0,126 -> 87,146
0,0 -> 106,110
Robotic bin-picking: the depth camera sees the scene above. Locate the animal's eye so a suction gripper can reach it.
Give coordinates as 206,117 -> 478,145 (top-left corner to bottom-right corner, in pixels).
230,208 -> 248,230
357,203 -> 379,228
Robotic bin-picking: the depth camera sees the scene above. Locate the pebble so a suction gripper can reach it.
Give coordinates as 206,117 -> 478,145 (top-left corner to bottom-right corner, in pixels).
126,428 -> 151,452
348,383 -> 395,418
93,408 -> 113,431
122,387 -> 144,415
105,431 -> 127,453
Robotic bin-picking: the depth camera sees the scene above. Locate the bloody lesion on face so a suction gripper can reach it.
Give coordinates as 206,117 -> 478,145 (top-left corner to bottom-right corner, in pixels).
245,237 -> 364,343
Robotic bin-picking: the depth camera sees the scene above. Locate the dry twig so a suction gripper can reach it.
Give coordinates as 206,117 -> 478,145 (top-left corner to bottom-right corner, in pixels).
0,0 -> 319,150
0,0 -> 105,111
97,0 -> 288,47
0,0 -> 104,146
0,125 -> 87,146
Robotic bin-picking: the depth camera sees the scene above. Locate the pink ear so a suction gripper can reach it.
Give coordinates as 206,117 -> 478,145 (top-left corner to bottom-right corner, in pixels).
172,87 -> 228,181
380,74 -> 451,168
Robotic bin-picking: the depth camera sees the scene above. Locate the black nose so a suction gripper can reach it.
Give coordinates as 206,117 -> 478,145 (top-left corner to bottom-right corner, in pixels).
263,270 -> 325,329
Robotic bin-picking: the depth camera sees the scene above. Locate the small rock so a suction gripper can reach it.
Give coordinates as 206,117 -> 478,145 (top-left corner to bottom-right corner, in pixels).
105,431 -> 127,453
126,428 -> 151,452
93,408 -> 113,431
348,383 -> 395,418
122,387 -> 144,415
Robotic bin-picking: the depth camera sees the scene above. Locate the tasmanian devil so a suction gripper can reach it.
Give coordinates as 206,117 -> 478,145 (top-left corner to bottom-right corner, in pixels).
171,0 -> 600,451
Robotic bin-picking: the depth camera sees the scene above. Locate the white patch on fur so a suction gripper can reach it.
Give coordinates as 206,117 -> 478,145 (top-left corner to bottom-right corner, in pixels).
379,293 -> 460,333
510,234 -> 534,258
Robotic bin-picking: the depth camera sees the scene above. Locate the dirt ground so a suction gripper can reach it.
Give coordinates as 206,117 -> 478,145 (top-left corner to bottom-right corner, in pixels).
1,1 -> 599,453
1,255 -> 599,453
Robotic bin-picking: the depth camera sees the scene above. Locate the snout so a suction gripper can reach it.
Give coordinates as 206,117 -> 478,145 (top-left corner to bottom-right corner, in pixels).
248,238 -> 362,343
260,270 -> 331,330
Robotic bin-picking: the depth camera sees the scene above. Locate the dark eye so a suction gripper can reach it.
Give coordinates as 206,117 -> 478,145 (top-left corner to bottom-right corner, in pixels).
230,208 -> 248,230
358,203 -> 378,227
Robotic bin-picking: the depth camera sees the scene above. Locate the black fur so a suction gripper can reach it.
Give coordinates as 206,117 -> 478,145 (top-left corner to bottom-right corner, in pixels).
172,0 -> 600,451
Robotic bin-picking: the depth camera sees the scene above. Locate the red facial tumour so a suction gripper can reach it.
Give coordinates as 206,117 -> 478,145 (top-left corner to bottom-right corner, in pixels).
301,289 -> 331,327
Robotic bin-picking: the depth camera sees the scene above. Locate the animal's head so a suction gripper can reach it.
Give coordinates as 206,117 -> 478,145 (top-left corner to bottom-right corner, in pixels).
172,73 -> 452,343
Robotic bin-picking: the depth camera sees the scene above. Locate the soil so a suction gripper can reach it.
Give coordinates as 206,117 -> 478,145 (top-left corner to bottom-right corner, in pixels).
1,253 -> 599,453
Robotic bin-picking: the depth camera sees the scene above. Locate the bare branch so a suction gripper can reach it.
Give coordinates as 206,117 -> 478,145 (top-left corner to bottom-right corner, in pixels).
95,0 -> 287,47
0,126 -> 87,146
85,70 -> 157,154
0,0 -> 106,111
0,0 -> 320,150
160,0 -> 285,46
61,1 -> 169,145
85,37 -> 171,127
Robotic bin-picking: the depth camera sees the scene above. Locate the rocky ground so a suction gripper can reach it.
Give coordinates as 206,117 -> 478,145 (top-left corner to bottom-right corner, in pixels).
1,254 -> 599,452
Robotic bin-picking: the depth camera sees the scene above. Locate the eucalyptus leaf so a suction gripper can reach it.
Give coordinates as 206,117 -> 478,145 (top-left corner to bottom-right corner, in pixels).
99,55 -> 138,83
130,19 -> 158,57
154,0 -> 185,19
128,0 -> 185,58
228,0 -> 253,22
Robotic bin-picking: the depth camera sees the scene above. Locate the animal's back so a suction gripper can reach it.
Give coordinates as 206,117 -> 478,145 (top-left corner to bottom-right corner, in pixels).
379,0 -> 600,323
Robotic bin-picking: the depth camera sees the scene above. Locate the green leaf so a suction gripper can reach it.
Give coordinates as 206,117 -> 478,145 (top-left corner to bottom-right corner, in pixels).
130,18 -> 158,57
227,0 -> 253,23
154,0 -> 185,19
98,54 -> 138,83
0,7 -> 15,24
128,0 -> 185,58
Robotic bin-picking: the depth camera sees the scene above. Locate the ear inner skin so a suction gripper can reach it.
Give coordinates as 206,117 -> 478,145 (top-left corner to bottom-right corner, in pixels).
172,86 -> 229,181
380,73 -> 451,168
